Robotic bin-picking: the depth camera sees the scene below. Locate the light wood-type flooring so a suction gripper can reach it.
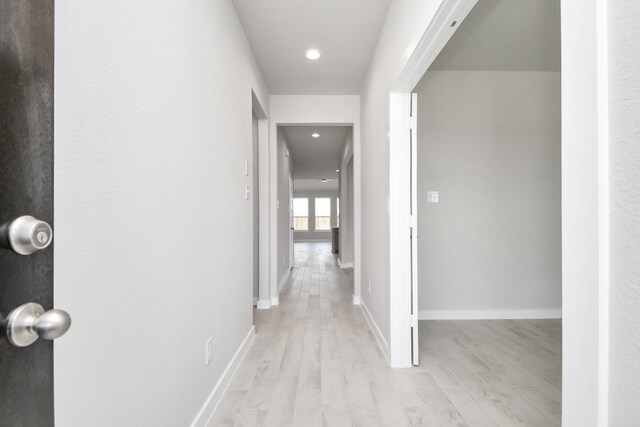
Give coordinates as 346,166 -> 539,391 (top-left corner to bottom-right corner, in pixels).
209,242 -> 561,427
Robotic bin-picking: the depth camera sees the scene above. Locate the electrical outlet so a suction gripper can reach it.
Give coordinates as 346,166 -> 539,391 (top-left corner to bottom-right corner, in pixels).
427,191 -> 439,203
205,338 -> 212,365
368,281 -> 372,295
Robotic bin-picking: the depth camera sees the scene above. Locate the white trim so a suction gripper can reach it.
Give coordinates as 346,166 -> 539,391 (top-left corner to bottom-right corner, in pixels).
270,297 -> 279,306
352,295 -> 361,305
596,1 -> 610,426
338,259 -> 354,269
561,0 -> 609,425
388,92 -> 413,368
388,0 -> 478,369
252,91 -> 271,312
360,301 -> 389,361
419,309 -> 562,320
278,269 -> 290,293
256,300 -> 271,310
191,326 -> 255,427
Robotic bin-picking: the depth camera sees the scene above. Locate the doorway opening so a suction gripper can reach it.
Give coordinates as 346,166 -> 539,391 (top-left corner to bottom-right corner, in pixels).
389,0 -> 609,423
390,0 -> 567,424
274,125 -> 355,301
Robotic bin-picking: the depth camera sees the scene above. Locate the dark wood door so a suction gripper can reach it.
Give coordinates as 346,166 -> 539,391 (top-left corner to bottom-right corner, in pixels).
0,1 -> 55,425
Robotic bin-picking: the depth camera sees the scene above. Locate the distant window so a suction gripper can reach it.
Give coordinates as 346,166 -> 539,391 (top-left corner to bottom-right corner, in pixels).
315,198 -> 331,231
293,198 -> 309,231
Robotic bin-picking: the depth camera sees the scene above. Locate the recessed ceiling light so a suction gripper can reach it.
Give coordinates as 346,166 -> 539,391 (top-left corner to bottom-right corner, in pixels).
336,169 -> 340,172
305,49 -> 321,60
312,133 -> 320,138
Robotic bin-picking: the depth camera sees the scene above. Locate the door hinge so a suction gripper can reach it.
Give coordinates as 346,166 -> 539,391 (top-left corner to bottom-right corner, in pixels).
405,116 -> 417,130
407,313 -> 418,328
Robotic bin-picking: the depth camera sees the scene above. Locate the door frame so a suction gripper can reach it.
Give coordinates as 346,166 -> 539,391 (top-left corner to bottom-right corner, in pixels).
388,0 -> 609,425
252,91 -> 271,310
268,96 -> 361,307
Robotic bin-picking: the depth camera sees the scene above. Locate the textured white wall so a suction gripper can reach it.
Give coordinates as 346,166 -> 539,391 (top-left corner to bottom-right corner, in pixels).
609,0 -> 640,423
277,129 -> 293,283
360,0 -> 443,343
53,1 -> 268,425
414,71 -> 561,316
339,130 -> 354,264
345,159 -> 355,264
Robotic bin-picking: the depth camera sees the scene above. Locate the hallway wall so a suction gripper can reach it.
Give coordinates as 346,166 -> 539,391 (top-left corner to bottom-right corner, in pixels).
415,70 -> 561,317
339,130 -> 354,265
609,0 -> 640,423
53,1 -> 269,426
277,128 -> 293,288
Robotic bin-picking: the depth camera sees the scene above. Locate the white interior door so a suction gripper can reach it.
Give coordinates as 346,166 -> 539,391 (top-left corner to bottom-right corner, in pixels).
410,93 -> 419,366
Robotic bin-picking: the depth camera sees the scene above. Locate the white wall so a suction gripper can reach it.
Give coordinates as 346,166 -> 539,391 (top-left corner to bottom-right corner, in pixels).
270,95 -> 361,301
339,129 -> 354,264
360,0 -> 443,345
54,1 -> 269,426
344,159 -> 355,265
276,128 -> 293,287
415,70 -> 561,317
609,0 -> 640,423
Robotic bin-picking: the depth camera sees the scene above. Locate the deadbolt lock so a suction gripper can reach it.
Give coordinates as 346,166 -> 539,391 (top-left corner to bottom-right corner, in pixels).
0,215 -> 53,255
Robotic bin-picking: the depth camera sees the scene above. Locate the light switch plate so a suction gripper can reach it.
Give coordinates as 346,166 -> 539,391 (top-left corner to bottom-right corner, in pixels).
427,191 -> 439,203
244,160 -> 249,176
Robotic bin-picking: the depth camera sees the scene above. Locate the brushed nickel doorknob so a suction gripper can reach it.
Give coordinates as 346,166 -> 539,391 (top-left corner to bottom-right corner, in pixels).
5,303 -> 71,347
0,215 -> 53,255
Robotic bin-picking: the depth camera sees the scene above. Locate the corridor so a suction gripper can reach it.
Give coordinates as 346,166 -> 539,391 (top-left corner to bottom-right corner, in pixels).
209,243 -> 561,427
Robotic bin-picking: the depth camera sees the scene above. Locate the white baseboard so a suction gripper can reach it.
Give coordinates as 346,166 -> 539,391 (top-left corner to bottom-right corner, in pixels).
278,269 -> 291,293
270,297 -> 279,306
190,326 -> 255,427
352,295 -> 361,305
338,259 -> 354,268
359,301 -> 389,361
256,300 -> 271,310
418,309 -> 562,320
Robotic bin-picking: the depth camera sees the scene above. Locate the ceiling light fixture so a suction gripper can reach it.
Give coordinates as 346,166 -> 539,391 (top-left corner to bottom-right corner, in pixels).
305,49 -> 321,60
336,169 -> 340,172
312,133 -> 320,138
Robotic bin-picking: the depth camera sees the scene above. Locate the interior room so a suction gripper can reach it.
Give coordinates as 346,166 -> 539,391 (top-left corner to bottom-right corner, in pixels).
412,0 -> 562,423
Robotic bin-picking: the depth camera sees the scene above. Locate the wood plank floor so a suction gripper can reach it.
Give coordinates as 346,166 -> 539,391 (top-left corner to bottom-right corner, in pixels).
208,242 -> 561,427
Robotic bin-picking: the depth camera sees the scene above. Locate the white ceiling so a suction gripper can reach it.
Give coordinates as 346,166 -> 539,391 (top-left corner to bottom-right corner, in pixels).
231,0 -> 392,94
281,126 -> 350,179
294,179 -> 339,193
430,0 -> 561,72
